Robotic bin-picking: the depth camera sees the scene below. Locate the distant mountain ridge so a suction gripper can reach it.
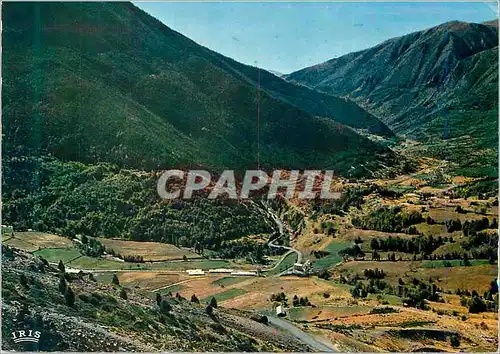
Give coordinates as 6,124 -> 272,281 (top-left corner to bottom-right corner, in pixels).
2,1 -> 395,176
286,20 -> 498,175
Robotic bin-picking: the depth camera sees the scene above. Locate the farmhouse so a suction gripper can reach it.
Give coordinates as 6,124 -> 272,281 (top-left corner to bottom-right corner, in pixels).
208,268 -> 234,273
293,260 -> 312,273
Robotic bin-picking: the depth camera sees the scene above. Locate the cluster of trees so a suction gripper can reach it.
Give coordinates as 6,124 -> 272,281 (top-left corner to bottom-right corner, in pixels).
460,294 -> 497,313
311,250 -> 330,259
106,249 -> 146,263
462,230 -> 497,251
80,235 -> 105,257
314,220 -> 335,236
270,292 -> 288,305
458,279 -> 498,313
363,268 -> 385,279
462,218 -> 495,236
338,244 -> 365,259
292,295 -> 312,307
345,269 -> 446,311
3,156 -> 273,257
317,269 -> 331,280
451,178 -> 497,199
351,278 -> 391,297
350,281 -> 368,298
445,219 -> 462,233
122,255 -> 145,263
370,233 -> 498,265
352,206 -> 423,233
311,186 -> 373,216
218,239 -> 280,264
370,234 -> 445,255
344,274 -> 392,298
400,278 -> 441,310
56,264 -> 76,307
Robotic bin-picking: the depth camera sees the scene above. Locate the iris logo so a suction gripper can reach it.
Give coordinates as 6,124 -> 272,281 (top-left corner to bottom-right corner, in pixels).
11,329 -> 41,343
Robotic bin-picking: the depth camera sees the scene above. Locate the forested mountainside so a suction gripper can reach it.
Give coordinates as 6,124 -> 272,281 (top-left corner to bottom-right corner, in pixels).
287,21 -> 498,176
3,1 -> 394,173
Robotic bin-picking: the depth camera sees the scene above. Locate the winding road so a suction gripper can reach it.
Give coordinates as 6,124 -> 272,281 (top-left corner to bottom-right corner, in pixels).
256,201 -> 303,265
267,315 -> 336,352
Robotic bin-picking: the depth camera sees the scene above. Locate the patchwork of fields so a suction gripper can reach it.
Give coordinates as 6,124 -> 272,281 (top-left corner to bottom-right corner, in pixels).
2,160 -> 498,353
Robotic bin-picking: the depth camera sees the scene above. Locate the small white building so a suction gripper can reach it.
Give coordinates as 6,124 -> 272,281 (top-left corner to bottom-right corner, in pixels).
293,260 -> 311,273
293,263 -> 305,271
186,269 -> 205,276
276,305 -> 286,317
208,268 -> 234,274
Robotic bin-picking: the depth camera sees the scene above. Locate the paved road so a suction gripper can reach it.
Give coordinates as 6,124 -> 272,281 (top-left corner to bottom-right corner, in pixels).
267,316 -> 336,352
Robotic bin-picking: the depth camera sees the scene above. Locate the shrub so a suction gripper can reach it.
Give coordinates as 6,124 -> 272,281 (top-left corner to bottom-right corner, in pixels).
160,300 -> 172,314
119,288 -> 127,300
450,335 -> 460,348
369,307 -> 398,315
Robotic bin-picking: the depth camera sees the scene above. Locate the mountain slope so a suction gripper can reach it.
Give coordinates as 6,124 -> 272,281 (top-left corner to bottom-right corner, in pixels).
1,246 -> 312,352
287,21 -> 498,175
2,2 -> 394,175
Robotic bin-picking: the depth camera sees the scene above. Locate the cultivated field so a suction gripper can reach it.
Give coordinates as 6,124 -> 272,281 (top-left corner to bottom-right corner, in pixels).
4,231 -> 73,252
98,238 -> 199,261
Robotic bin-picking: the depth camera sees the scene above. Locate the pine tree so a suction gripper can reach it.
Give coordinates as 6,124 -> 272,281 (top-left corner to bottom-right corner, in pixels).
112,274 -> 120,285
20,274 -> 29,288
119,288 -> 127,300
210,297 -> 218,308
205,304 -> 213,315
58,275 -> 67,294
58,260 -> 65,273
156,293 -> 162,306
64,287 -> 75,307
463,253 -> 471,266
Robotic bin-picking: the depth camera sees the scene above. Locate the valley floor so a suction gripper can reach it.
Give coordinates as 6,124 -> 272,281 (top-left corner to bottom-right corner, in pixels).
2,153 -> 498,352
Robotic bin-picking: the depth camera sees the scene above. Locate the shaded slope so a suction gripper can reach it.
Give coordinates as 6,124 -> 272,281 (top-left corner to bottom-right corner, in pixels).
2,2 -> 394,174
